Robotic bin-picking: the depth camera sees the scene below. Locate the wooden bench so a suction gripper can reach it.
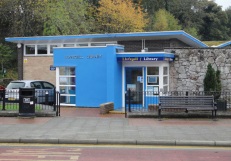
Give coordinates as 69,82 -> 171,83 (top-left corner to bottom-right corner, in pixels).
158,96 -> 217,119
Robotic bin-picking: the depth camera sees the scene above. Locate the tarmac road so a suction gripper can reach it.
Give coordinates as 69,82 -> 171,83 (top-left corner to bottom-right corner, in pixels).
0,143 -> 231,161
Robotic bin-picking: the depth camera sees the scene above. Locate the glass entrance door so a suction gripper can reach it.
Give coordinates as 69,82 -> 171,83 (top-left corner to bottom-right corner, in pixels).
125,67 -> 143,106
58,67 -> 76,106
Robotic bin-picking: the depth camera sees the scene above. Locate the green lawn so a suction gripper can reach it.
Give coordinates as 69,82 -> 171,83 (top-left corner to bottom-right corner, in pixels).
202,41 -> 226,47
0,104 -> 43,111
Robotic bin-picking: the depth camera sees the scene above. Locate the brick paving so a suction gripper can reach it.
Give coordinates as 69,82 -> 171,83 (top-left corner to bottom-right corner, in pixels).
0,107 -> 231,146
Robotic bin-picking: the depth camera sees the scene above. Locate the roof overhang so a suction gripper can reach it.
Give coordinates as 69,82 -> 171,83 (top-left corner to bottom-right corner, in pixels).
216,41 -> 231,48
5,30 -> 208,48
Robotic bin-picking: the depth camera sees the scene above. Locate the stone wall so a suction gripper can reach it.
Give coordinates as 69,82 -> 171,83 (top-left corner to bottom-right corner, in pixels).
168,48 -> 231,92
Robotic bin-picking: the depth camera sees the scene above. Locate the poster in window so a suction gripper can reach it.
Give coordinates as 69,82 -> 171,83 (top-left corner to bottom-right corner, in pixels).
148,76 -> 157,83
127,84 -> 136,91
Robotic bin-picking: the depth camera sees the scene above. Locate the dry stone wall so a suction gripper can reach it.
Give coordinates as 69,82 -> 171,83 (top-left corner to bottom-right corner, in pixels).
167,48 -> 231,92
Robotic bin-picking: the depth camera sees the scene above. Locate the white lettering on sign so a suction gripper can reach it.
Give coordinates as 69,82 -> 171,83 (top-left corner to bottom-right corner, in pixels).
143,57 -> 158,61
65,55 -> 102,59
23,98 -> 30,103
65,56 -> 84,59
87,55 -> 102,59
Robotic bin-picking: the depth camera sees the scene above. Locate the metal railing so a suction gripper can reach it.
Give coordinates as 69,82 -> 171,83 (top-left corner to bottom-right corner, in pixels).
125,90 -> 231,115
0,89 -> 60,116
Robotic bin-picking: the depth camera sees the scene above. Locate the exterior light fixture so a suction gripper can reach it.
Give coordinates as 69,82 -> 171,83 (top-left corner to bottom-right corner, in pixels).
174,55 -> 179,61
17,43 -> 22,48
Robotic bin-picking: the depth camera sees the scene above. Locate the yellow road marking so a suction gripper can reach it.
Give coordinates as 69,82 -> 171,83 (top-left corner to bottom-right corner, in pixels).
0,143 -> 230,150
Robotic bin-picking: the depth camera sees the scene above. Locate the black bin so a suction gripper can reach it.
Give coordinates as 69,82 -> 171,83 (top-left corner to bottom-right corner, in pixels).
19,88 -> 35,117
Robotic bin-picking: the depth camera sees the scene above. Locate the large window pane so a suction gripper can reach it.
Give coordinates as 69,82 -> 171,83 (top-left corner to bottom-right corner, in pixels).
163,76 -> 168,85
76,43 -> 88,47
60,86 -> 76,94
59,77 -> 75,85
37,45 -> 47,54
163,67 -> 168,75
60,95 -> 75,104
147,67 -> 159,75
50,44 -> 61,54
147,76 -> 159,85
59,67 -> 75,75
64,44 -> 75,47
25,45 -> 35,55
163,86 -> 168,92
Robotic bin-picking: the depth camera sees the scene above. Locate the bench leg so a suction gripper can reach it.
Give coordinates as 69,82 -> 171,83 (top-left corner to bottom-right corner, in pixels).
212,110 -> 217,121
158,109 -> 161,121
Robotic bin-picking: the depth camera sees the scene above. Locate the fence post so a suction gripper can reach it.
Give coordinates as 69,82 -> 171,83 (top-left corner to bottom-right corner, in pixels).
45,91 -> 49,105
125,92 -> 127,118
53,88 -> 56,112
128,89 -> 131,112
2,89 -> 5,111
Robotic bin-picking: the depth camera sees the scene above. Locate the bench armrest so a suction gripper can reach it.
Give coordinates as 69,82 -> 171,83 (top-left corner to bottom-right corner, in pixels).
214,102 -> 217,106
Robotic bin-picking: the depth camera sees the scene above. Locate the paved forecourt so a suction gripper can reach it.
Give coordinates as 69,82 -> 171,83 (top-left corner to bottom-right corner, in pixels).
0,108 -> 231,147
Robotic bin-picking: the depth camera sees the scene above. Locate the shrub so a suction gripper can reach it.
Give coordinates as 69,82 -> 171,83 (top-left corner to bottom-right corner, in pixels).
204,64 -> 221,99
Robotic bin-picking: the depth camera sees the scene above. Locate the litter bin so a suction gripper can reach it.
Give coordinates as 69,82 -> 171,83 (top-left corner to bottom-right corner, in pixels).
19,88 -> 35,117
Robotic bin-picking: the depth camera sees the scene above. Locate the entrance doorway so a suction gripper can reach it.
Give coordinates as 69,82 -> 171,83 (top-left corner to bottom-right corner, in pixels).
58,67 -> 76,106
125,67 -> 143,106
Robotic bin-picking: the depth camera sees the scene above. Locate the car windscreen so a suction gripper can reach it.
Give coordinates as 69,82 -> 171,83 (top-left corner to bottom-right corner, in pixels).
6,82 -> 25,89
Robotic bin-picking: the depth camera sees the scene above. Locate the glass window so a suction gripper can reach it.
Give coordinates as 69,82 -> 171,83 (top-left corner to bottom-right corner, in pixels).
147,76 -> 159,85
91,43 -> 107,46
163,86 -> 168,93
59,67 -> 75,75
60,86 -> 76,94
37,45 -> 47,54
25,45 -> 35,55
59,77 -> 75,85
42,82 -> 55,89
163,67 -> 168,75
50,44 -> 61,54
163,76 -> 168,85
147,67 -> 159,75
63,44 -> 75,47
31,82 -> 42,89
76,43 -> 88,47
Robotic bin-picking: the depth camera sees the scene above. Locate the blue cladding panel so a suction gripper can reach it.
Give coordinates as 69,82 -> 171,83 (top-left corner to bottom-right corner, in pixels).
54,45 -> 122,109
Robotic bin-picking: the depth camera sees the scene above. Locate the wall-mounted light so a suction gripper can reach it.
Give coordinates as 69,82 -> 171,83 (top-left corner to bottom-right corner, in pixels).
174,55 -> 179,61
17,43 -> 22,48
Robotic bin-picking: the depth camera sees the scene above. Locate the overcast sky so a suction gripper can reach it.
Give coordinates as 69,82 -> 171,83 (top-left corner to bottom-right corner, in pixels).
215,0 -> 231,10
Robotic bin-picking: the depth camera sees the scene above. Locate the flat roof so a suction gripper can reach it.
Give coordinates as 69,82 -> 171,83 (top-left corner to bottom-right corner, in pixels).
5,30 -> 208,48
216,41 -> 231,48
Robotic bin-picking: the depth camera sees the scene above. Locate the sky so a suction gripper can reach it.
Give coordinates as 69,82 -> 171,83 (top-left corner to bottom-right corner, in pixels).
215,0 -> 231,10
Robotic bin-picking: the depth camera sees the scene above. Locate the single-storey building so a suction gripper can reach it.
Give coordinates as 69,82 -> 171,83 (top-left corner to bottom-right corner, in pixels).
5,31 -> 231,110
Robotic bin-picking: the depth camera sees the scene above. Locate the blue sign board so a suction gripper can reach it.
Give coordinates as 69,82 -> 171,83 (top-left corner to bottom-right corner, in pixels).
117,57 -> 173,62
50,65 -> 56,71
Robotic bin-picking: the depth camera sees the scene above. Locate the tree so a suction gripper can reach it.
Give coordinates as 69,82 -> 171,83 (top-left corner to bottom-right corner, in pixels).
41,0 -> 95,35
0,0 -> 46,37
198,1 -> 229,40
151,9 -> 181,31
96,0 -> 148,33
225,7 -> 231,38
204,64 -> 221,96
0,44 -> 14,78
204,64 -> 216,92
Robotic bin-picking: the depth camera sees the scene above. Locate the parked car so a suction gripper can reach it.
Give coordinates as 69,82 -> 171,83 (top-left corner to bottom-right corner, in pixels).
0,85 -> 5,101
5,80 -> 55,104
